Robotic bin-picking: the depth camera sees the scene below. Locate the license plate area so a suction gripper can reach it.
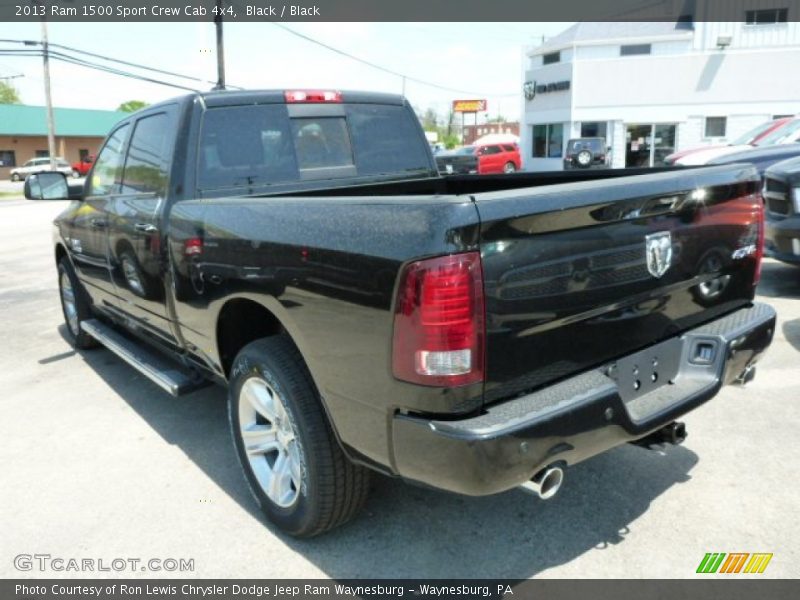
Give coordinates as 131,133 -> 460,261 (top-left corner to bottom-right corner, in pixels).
605,337 -> 683,403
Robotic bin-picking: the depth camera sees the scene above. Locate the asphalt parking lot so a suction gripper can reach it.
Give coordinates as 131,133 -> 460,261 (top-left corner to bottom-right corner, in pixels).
1,197 -> 799,579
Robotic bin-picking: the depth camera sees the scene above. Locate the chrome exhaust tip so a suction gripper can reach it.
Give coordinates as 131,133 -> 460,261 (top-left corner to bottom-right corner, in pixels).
523,465 -> 564,500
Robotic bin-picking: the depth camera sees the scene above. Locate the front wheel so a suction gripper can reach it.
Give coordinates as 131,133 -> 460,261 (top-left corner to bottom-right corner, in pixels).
503,161 -> 517,174
228,336 -> 370,537
57,258 -> 98,349
72,169 -> 81,179
10,173 -> 20,182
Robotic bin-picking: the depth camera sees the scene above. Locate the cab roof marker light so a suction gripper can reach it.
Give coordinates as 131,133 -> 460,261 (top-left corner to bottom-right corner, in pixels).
284,90 -> 342,103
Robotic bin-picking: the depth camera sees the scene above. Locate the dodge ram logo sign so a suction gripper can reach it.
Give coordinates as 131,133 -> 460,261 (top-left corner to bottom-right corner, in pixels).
646,232 -> 673,278
523,81 -> 536,101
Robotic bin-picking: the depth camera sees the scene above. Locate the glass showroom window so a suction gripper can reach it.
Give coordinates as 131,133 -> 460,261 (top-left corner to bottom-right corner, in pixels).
532,124 -> 564,158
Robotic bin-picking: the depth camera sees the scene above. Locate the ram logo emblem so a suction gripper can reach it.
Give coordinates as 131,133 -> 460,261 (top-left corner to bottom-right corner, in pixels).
645,231 -> 673,278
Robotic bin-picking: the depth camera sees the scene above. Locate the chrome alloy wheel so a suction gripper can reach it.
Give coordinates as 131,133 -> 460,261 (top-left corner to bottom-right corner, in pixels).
238,377 -> 303,508
60,271 -> 79,336
698,254 -> 731,299
121,256 -> 145,296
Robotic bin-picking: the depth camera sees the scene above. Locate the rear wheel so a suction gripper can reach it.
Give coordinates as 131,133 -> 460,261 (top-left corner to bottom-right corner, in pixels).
10,173 -> 20,182
228,336 -> 370,537
57,258 -> 98,349
71,169 -> 81,179
503,161 -> 516,174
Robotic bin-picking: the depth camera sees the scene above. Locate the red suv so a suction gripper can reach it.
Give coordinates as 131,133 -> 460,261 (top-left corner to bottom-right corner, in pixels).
70,155 -> 95,178
475,143 -> 521,174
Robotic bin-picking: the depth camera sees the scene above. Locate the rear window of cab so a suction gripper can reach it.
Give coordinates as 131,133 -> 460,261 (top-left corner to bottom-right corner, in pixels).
197,103 -> 432,193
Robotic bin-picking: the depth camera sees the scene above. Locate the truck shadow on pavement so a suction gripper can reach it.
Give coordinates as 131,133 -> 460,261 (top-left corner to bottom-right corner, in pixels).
757,260 -> 800,299
58,323 -> 699,579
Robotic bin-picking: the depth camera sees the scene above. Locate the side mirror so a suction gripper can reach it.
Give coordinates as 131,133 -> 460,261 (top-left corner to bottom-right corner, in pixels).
24,172 -> 70,200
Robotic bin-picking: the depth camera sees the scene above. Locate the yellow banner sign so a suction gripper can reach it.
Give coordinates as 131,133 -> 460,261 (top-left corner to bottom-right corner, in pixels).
452,99 -> 487,113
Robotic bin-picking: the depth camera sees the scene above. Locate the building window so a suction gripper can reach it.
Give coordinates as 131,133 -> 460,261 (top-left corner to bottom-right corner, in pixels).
705,117 -> 727,138
773,114 -> 792,119
745,8 -> 788,24
79,148 -> 90,160
580,122 -> 607,139
542,51 -> 560,65
532,123 -> 564,158
620,44 -> 652,56
35,150 -> 49,158
0,150 -> 16,167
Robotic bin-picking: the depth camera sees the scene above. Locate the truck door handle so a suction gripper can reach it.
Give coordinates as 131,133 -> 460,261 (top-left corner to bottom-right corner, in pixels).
134,223 -> 158,234
90,218 -> 108,228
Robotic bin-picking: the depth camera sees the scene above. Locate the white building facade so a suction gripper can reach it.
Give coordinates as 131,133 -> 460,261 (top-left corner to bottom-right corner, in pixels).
520,12 -> 800,171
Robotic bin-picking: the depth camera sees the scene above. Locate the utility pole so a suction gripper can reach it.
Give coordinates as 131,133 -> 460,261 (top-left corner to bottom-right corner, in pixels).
37,1 -> 57,169
213,0 -> 226,90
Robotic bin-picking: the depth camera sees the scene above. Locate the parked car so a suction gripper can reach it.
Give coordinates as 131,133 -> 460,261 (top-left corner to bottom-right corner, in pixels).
436,143 -> 520,175
475,142 -> 520,174
664,117 -> 792,165
676,118 -> 800,167
706,142 -> 800,176
10,157 -> 72,181
564,137 -> 609,169
435,146 -> 478,174
26,89 -> 774,537
763,156 -> 800,266
71,155 -> 95,178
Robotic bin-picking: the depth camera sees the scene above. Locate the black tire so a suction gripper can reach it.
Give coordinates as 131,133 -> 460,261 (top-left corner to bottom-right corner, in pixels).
10,173 -> 20,182
228,336 -> 370,537
503,161 -> 516,174
71,169 -> 81,179
57,258 -> 98,349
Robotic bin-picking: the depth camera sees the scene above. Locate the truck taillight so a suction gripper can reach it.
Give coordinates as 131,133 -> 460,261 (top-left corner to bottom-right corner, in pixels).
392,252 -> 485,387
754,200 -> 765,286
284,90 -> 342,103
184,237 -> 203,256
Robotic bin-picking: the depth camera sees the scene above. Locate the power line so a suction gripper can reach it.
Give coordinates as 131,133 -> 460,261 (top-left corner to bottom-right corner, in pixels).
0,38 -> 244,90
267,21 -> 518,98
0,48 -> 201,91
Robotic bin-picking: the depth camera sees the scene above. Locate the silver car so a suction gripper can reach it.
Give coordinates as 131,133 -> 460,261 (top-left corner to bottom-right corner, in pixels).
10,157 -> 73,182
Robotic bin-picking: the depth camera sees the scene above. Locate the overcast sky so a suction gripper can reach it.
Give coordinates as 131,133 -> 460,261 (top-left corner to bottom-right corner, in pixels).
1,21 -> 573,122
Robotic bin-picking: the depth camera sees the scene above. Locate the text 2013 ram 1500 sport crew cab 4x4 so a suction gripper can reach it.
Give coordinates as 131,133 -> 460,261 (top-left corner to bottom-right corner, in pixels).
26,89 -> 776,537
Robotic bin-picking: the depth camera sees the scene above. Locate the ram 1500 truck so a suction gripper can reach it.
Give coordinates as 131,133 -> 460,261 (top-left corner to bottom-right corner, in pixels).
25,89 -> 776,537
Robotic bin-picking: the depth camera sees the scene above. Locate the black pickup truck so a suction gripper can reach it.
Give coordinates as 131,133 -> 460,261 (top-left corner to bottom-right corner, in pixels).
26,89 -> 775,537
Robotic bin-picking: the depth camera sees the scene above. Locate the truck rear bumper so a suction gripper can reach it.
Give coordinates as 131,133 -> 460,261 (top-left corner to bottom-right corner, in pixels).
391,303 -> 776,496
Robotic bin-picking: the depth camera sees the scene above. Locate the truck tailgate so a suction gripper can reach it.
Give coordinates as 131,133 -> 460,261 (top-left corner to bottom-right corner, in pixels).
475,165 -> 763,404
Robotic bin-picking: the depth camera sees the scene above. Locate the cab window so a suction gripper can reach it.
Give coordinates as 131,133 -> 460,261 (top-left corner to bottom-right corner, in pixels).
121,113 -> 172,196
88,124 -> 130,196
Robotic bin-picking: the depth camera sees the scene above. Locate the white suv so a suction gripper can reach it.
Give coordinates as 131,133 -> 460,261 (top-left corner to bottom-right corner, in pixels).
10,157 -> 73,181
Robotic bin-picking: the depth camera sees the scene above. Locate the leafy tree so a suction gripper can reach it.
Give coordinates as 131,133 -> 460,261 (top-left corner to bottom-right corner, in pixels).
0,81 -> 21,104
117,100 -> 148,113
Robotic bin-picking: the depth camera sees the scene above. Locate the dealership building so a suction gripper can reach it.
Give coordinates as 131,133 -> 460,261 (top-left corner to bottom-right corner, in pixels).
0,104 -> 124,179
520,16 -> 800,170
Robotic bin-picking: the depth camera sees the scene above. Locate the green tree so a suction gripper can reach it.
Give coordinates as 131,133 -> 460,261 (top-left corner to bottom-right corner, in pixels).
117,100 -> 148,113
0,80 -> 21,104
